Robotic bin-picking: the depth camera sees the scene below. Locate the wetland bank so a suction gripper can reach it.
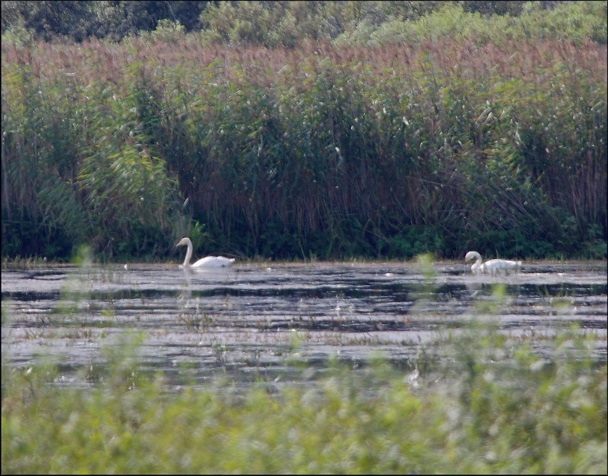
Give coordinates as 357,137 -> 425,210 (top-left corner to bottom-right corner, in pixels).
2,259 -> 606,389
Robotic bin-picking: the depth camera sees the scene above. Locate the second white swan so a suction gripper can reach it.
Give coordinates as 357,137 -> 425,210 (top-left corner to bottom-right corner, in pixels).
465,251 -> 521,276
176,237 -> 235,268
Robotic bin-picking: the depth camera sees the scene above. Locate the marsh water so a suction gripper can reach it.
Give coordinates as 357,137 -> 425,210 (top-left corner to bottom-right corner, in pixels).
2,260 -> 607,389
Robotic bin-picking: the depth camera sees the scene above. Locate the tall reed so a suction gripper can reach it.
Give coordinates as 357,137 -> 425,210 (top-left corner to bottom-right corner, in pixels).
2,36 -> 606,259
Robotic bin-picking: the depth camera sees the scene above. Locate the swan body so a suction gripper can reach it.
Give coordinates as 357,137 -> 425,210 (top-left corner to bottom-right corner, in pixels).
465,251 -> 521,276
176,237 -> 235,268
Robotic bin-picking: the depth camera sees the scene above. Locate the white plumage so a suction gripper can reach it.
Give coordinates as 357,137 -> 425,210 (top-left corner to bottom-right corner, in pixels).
465,251 -> 521,276
176,237 -> 235,268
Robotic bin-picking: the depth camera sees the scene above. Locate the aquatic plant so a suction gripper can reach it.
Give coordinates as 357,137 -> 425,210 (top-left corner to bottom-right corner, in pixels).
2,31 -> 605,261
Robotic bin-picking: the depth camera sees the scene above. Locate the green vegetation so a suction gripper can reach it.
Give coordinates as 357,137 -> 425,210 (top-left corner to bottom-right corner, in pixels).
2,323 -> 606,473
1,2 -> 606,261
3,2 -> 605,46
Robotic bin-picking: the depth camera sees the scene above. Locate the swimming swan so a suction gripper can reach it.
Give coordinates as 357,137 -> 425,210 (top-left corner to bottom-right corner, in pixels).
176,237 -> 235,268
465,251 -> 521,276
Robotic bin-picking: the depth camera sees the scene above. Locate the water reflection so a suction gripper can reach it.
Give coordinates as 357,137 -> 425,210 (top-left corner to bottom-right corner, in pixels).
2,261 -> 606,389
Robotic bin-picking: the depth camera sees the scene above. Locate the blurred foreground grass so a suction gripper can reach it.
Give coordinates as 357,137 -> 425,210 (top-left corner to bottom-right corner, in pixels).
2,322 -> 606,474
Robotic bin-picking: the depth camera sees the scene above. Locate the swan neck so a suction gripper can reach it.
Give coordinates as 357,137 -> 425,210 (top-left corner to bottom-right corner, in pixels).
183,239 -> 193,267
472,252 -> 482,265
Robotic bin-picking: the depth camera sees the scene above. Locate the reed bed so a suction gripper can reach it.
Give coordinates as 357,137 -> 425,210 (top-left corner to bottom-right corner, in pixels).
2,37 -> 606,260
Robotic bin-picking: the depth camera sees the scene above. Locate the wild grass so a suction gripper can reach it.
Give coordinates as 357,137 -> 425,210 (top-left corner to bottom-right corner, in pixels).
2,321 -> 606,473
2,32 -> 606,261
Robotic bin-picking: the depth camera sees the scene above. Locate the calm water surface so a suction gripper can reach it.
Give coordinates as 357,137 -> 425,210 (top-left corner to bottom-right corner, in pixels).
2,260 -> 606,389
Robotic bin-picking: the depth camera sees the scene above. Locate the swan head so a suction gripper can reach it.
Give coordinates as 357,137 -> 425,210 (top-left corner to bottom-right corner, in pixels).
465,251 -> 481,262
176,237 -> 190,247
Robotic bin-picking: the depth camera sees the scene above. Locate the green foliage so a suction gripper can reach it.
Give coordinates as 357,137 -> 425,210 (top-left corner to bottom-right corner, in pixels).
336,1 -> 607,46
3,2 -> 604,46
1,1 -> 209,42
389,227 -> 444,259
1,6 -> 606,260
435,322 -> 607,473
78,142 -> 181,258
1,0 -> 95,42
2,323 -> 606,473
138,19 -> 185,45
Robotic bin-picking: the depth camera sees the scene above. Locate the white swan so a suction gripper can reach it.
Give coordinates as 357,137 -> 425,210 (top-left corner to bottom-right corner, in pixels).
465,251 -> 521,276
176,237 -> 235,268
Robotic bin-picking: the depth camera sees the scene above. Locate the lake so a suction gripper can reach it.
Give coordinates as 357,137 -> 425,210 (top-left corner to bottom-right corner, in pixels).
2,260 -> 606,389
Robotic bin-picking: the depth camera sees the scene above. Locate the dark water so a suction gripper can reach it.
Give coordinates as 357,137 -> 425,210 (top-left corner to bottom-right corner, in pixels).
2,260 -> 606,389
